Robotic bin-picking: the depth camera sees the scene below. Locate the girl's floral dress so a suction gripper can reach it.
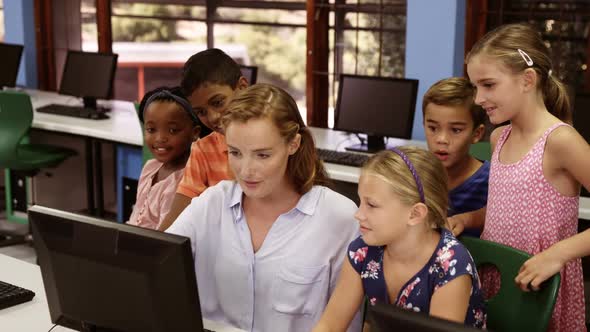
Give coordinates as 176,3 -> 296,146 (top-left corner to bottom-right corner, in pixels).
348,228 -> 486,328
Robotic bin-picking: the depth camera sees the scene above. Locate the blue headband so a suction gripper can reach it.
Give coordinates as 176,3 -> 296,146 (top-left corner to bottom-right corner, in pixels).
389,147 -> 425,203
143,90 -> 198,124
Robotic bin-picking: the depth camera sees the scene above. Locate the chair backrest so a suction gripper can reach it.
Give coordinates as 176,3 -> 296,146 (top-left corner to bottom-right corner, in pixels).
0,91 -> 34,163
459,236 -> 560,332
469,141 -> 491,161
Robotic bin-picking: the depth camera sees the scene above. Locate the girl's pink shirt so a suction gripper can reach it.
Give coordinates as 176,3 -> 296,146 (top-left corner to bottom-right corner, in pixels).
127,159 -> 184,230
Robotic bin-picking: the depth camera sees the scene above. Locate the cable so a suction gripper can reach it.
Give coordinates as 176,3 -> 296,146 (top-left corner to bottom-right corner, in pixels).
47,316 -> 64,332
354,133 -> 366,145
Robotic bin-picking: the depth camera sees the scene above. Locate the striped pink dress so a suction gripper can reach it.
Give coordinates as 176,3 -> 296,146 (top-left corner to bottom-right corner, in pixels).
482,123 -> 586,331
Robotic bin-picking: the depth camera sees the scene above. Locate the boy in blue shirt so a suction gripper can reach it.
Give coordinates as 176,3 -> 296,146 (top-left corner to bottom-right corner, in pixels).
422,77 -> 489,237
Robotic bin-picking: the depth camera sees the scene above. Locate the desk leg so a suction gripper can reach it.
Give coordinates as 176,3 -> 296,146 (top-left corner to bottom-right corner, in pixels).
94,140 -> 104,218
85,138 -> 95,215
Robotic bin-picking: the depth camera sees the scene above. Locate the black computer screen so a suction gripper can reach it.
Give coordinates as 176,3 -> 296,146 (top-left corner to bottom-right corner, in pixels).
573,93 -> 590,197
29,205 -> 204,332
240,65 -> 258,84
0,43 -> 24,88
367,303 -> 482,332
334,74 -> 419,152
59,50 -> 118,108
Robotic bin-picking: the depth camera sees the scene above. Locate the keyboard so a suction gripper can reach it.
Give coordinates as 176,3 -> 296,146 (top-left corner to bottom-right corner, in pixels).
0,280 -> 35,310
37,104 -> 109,120
317,148 -> 370,167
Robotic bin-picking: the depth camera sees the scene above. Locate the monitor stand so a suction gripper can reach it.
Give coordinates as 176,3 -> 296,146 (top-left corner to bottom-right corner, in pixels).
345,135 -> 386,153
83,96 -> 110,113
81,321 -> 123,332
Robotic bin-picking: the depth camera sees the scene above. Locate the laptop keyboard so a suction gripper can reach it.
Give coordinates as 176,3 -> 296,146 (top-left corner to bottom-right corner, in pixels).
317,148 -> 370,167
37,104 -> 109,120
0,280 -> 35,310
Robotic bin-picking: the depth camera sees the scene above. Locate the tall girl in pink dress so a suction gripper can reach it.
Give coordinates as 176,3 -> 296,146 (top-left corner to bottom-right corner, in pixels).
466,23 -> 590,331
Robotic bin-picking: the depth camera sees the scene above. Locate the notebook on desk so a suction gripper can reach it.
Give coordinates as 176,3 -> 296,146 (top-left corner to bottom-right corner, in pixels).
29,205 -> 216,332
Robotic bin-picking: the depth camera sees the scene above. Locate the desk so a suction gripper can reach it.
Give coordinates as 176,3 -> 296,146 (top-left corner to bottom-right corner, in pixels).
6,89 -> 143,219
309,126 -> 427,183
308,127 -> 590,220
29,89 -> 142,146
0,254 -> 245,332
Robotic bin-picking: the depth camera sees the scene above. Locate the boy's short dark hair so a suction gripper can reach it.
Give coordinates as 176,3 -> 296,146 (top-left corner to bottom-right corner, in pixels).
422,77 -> 486,128
180,48 -> 242,96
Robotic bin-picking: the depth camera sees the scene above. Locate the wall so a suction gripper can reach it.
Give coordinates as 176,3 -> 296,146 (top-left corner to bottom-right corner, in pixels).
405,0 -> 466,140
4,0 -> 37,88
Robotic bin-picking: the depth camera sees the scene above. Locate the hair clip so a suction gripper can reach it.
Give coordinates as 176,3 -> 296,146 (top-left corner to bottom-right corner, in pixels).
548,69 -> 553,77
517,49 -> 534,67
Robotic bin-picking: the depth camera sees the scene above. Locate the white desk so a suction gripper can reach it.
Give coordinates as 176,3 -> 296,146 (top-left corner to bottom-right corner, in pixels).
580,199 -> 590,221
18,89 -> 143,218
0,254 -> 245,332
28,89 -> 142,146
308,127 -> 590,221
309,126 -> 427,183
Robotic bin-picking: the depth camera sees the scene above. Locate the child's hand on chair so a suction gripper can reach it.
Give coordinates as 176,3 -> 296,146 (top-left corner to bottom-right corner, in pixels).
448,215 -> 466,237
515,246 -> 566,292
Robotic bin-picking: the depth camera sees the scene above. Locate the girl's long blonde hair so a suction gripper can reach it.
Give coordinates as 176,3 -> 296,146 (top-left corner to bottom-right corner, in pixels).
363,147 -> 449,228
466,23 -> 571,123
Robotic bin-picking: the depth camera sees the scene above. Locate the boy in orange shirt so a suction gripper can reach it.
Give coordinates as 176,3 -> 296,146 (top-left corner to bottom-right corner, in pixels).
158,48 -> 248,231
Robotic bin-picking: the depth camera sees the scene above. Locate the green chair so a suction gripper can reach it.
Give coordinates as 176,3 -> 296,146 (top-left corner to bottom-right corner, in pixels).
459,236 -> 560,332
469,141 -> 492,161
0,91 -> 76,245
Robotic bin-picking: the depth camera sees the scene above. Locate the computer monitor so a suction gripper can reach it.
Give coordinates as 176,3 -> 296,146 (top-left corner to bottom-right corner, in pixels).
334,74 -> 419,153
59,50 -> 118,110
0,43 -> 24,88
573,93 -> 590,197
240,65 -> 258,84
366,303 -> 482,332
29,205 -> 205,332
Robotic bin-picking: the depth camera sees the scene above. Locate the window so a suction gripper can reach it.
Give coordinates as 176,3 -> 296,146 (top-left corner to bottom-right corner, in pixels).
467,0 -> 590,93
308,0 -> 407,127
50,0 -> 408,126
82,0 -> 307,107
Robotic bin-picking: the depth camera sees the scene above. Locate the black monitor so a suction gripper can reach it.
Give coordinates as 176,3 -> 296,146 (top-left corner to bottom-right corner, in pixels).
366,303 -> 482,332
573,93 -> 590,197
0,43 -> 24,88
29,205 -> 205,332
59,50 -> 118,110
240,65 -> 258,84
334,74 -> 419,153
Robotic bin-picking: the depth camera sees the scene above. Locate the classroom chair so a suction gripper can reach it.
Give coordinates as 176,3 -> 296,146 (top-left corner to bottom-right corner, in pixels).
459,235 -> 560,332
469,141 -> 492,161
0,91 -> 76,246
